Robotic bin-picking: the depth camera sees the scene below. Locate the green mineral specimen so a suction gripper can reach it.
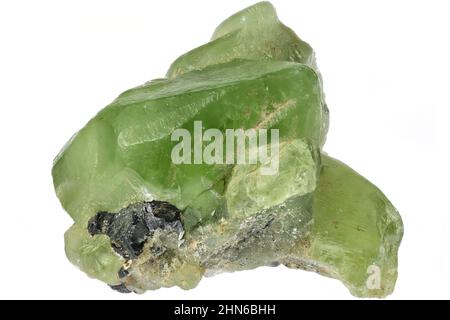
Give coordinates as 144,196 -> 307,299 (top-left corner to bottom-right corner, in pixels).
167,1 -> 317,78
283,155 -> 403,297
52,1 -> 403,297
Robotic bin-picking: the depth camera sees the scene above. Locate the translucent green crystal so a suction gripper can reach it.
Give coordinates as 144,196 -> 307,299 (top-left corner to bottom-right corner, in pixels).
167,1 -> 317,78
283,155 -> 403,297
53,59 -> 327,226
52,1 -> 403,297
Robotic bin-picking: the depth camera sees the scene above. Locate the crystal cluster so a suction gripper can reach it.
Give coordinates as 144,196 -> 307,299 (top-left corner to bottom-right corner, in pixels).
52,2 -> 403,297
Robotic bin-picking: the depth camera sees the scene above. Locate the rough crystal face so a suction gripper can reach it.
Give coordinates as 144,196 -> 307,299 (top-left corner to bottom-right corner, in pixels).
52,1 -> 403,297
283,155 -> 403,297
167,1 -> 318,78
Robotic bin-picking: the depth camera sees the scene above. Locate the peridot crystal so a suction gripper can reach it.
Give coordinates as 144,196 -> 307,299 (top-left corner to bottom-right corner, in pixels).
52,2 -> 403,297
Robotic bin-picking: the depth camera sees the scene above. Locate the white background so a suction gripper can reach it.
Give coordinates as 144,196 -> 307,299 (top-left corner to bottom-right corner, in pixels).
0,0 -> 449,299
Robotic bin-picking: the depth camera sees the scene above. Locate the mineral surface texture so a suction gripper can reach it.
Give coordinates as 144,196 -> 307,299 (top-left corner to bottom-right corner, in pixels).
52,2 -> 403,297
